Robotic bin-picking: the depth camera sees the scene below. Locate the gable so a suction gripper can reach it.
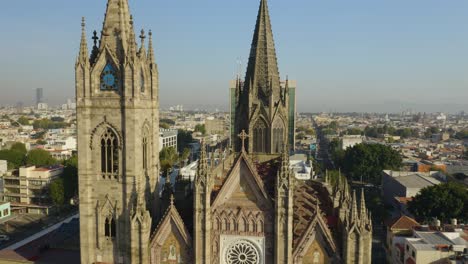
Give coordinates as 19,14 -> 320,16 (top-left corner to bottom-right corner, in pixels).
150,205 -> 192,264
212,154 -> 271,210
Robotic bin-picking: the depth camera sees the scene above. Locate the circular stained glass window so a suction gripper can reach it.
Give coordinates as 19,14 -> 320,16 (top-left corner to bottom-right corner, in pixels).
225,239 -> 260,264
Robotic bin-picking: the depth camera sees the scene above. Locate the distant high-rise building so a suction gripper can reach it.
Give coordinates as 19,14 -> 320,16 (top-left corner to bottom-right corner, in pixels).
36,88 -> 43,105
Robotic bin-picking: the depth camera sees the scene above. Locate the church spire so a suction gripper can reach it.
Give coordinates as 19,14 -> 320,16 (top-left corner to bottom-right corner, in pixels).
244,0 -> 280,101
100,0 -> 133,58
77,17 -> 89,66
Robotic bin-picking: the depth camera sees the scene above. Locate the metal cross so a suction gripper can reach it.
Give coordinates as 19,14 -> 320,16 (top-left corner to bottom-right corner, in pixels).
238,130 -> 249,152
92,31 -> 99,47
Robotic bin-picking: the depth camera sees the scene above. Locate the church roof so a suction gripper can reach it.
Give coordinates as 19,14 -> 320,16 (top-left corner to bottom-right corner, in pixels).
293,181 -> 336,250
386,215 -> 420,230
244,0 -> 281,98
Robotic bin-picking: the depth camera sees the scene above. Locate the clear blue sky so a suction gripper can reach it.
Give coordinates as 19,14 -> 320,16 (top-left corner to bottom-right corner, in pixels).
0,0 -> 467,113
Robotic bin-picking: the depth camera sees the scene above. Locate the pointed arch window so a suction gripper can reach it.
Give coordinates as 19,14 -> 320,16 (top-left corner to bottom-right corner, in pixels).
253,119 -> 268,153
272,121 -> 284,153
100,62 -> 119,91
142,136 -> 148,171
104,216 -> 116,238
100,128 -> 119,179
140,71 -> 145,93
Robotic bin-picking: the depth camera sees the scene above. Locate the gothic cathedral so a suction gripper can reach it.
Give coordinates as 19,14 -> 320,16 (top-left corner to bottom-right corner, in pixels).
76,0 -> 372,264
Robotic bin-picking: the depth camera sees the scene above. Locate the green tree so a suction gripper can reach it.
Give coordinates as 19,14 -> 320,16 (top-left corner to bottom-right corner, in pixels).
159,147 -> 178,177
26,149 -> 56,167
340,143 -> 402,184
160,118 -> 176,125
50,116 -> 65,122
0,149 -> 25,169
424,127 -> 439,139
194,124 -> 206,135
49,178 -> 65,206
408,183 -> 468,222
10,142 -> 27,155
345,128 -> 362,135
364,126 -> 379,138
180,148 -> 191,166
17,116 -> 30,125
177,130 -> 193,153
62,156 -> 78,201
159,123 -> 170,129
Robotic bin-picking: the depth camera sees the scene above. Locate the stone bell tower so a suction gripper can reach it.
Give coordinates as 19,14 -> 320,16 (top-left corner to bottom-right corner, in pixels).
76,0 -> 160,263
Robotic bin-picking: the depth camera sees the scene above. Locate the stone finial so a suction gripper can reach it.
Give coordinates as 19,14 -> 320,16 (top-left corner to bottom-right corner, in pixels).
139,29 -> 146,49
170,194 -> 175,206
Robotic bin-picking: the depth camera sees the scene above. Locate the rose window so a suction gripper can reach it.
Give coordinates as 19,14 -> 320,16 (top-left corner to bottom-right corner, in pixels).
226,239 -> 260,264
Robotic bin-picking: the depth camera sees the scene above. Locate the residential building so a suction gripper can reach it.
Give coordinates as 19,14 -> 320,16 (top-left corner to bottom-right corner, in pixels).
0,202 -> 10,220
0,160 -> 7,174
382,170 -> 445,206
402,229 -> 467,264
159,129 -> 177,152
2,165 -> 63,214
385,215 -> 420,263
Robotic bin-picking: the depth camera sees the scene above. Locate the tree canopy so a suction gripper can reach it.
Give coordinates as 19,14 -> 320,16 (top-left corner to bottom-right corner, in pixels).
10,142 -> 27,155
62,156 -> 78,202
177,130 -> 193,153
0,149 -> 25,169
17,116 -> 30,126
339,143 -> 402,184
160,147 -> 178,177
194,124 -> 206,135
408,183 -> 468,223
49,178 -> 65,206
26,149 -> 56,167
33,118 -> 68,130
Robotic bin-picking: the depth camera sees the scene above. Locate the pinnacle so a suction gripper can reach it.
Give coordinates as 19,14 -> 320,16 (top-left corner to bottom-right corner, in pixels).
77,17 -> 89,65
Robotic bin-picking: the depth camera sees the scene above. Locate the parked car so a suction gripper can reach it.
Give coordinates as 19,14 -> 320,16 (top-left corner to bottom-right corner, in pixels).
0,235 -> 9,242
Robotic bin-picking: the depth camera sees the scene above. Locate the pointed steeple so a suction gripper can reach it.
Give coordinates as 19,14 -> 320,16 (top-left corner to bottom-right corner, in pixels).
244,0 -> 281,102
100,0 -> 133,58
77,17 -> 89,66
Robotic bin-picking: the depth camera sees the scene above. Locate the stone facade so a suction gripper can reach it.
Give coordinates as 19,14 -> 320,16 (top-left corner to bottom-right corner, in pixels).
77,0 -> 372,263
76,0 -> 159,263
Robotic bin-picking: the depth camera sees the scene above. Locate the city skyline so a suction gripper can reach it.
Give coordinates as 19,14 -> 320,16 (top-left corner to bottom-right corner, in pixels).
0,0 -> 467,113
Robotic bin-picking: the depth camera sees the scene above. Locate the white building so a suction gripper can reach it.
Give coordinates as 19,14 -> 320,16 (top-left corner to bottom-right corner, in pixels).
342,135 -> 363,150
289,154 -> 313,180
159,129 -> 178,152
0,160 -> 7,175
382,170 -> 445,206
401,229 -> 467,264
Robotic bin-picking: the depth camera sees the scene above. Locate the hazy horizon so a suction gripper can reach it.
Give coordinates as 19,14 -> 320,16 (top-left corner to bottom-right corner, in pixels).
0,0 -> 467,113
